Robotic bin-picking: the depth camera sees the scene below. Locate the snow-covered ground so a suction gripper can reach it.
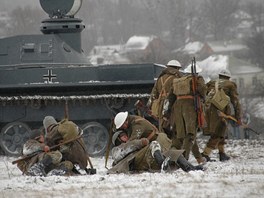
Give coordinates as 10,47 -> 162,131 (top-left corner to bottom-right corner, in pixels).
1,137 -> 264,198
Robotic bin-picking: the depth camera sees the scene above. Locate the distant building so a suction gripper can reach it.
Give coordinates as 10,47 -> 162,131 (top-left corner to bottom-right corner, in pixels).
123,35 -> 169,63
88,35 -> 170,64
88,45 -> 130,65
207,39 -> 249,59
198,54 -> 264,96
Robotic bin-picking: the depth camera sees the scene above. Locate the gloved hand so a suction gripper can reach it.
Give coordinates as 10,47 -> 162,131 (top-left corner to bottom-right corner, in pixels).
141,138 -> 149,146
43,145 -> 50,152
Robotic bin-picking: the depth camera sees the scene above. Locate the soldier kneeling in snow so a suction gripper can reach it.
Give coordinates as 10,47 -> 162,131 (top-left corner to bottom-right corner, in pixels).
17,116 -> 93,176
108,111 -> 204,174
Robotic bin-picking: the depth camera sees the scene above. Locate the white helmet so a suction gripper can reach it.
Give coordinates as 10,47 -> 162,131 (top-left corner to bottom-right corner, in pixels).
167,60 -> 182,68
219,69 -> 231,78
114,111 -> 128,129
184,64 -> 202,73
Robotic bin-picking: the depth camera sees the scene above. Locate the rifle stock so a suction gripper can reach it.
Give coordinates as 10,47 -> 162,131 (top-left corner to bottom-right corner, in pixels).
217,110 -> 260,135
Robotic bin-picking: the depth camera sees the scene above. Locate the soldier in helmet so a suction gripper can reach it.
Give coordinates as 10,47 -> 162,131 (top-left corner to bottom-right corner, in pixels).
164,63 -> 207,162
44,116 -> 91,174
107,111 -> 204,174
147,60 -> 183,138
202,69 -> 241,161
17,128 -> 74,176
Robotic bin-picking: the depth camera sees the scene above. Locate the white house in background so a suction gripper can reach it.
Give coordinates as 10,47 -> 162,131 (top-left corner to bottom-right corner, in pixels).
88,45 -> 131,65
88,35 -> 169,64
123,35 -> 169,63
207,39 -> 249,58
197,55 -> 264,96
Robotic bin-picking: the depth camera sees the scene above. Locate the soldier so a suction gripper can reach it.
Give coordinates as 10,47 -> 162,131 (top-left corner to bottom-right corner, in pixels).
202,69 -> 241,161
108,128 -> 203,174
147,60 -> 183,138
16,129 -> 74,176
165,63 -> 206,161
108,111 -> 204,174
44,116 -> 91,174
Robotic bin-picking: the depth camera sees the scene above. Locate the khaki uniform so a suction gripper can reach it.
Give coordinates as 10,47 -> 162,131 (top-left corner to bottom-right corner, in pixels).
45,119 -> 88,169
149,67 -> 182,134
203,78 -> 241,155
17,139 -> 72,175
170,75 -> 206,160
108,133 -> 183,174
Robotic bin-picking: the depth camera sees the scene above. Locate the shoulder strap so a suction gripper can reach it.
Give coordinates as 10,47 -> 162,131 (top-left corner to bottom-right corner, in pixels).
215,80 -> 219,93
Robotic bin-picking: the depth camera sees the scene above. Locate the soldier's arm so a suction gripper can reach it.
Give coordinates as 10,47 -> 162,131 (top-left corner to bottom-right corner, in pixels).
112,139 -> 148,164
229,82 -> 241,120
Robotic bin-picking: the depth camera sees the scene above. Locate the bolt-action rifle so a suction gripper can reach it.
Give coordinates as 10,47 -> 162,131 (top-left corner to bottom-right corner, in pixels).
217,110 -> 260,135
191,57 -> 206,128
12,134 -> 82,165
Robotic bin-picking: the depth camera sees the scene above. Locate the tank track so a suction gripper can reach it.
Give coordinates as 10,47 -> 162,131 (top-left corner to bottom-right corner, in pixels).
0,93 -> 150,106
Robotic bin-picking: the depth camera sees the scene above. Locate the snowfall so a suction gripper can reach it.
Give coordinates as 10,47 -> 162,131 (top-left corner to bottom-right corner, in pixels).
1,135 -> 264,198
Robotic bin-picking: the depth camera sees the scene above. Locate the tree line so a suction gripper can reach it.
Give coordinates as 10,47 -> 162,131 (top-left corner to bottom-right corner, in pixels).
0,0 -> 263,67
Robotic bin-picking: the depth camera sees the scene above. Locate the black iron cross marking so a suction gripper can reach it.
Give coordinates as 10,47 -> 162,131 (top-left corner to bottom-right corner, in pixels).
43,69 -> 57,83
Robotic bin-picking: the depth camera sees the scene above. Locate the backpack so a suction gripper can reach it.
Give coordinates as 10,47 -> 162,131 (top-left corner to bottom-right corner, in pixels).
173,76 -> 192,96
209,80 -> 230,111
58,119 -> 79,141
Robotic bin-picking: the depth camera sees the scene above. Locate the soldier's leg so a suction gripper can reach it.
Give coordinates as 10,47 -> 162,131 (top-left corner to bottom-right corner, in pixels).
218,137 -> 230,161
47,160 -> 74,176
192,140 -> 206,164
171,137 -> 183,150
27,151 -> 62,176
182,133 -> 194,160
202,135 -> 220,161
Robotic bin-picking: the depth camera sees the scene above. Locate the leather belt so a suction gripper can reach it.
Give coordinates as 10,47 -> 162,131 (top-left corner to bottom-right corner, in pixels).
177,95 -> 194,100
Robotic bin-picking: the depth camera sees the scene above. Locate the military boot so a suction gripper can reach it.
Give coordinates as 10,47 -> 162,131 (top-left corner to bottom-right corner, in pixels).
153,150 -> 165,167
176,155 -> 204,172
201,153 -> 211,162
219,152 -> 230,161
27,155 -> 53,176
150,141 -> 164,168
27,162 -> 46,176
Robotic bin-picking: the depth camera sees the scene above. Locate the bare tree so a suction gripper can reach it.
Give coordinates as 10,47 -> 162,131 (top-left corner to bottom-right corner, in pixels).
200,0 -> 240,40
246,32 -> 264,68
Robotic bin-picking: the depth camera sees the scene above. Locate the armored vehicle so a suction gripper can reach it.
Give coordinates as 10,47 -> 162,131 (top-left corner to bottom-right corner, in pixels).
0,0 -> 164,157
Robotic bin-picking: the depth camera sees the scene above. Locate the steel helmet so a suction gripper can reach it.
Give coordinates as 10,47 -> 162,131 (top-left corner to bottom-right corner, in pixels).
114,111 -> 128,129
219,69 -> 231,78
112,130 -> 122,145
43,116 -> 58,133
184,64 -> 202,73
167,60 -> 182,68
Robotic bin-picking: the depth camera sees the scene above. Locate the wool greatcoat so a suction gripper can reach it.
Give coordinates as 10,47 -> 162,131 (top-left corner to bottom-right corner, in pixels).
203,78 -> 241,138
168,74 -> 206,160
149,67 -> 182,135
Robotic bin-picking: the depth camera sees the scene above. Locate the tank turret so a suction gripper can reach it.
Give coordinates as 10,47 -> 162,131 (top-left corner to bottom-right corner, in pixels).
0,0 -> 164,157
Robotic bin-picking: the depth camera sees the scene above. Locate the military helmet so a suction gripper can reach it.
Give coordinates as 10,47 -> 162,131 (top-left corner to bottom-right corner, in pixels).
184,64 -> 202,73
43,116 -> 58,133
114,111 -> 128,129
167,60 -> 182,68
112,130 -> 123,145
219,69 -> 231,78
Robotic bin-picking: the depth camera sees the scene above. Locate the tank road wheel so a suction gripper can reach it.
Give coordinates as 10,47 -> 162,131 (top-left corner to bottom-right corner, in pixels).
81,122 -> 109,157
0,122 -> 31,156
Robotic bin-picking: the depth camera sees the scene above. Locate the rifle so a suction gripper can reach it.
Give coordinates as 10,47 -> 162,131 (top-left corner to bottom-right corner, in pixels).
64,100 -> 69,120
104,118 -> 114,169
217,110 -> 260,135
12,134 -> 82,165
191,57 -> 205,128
